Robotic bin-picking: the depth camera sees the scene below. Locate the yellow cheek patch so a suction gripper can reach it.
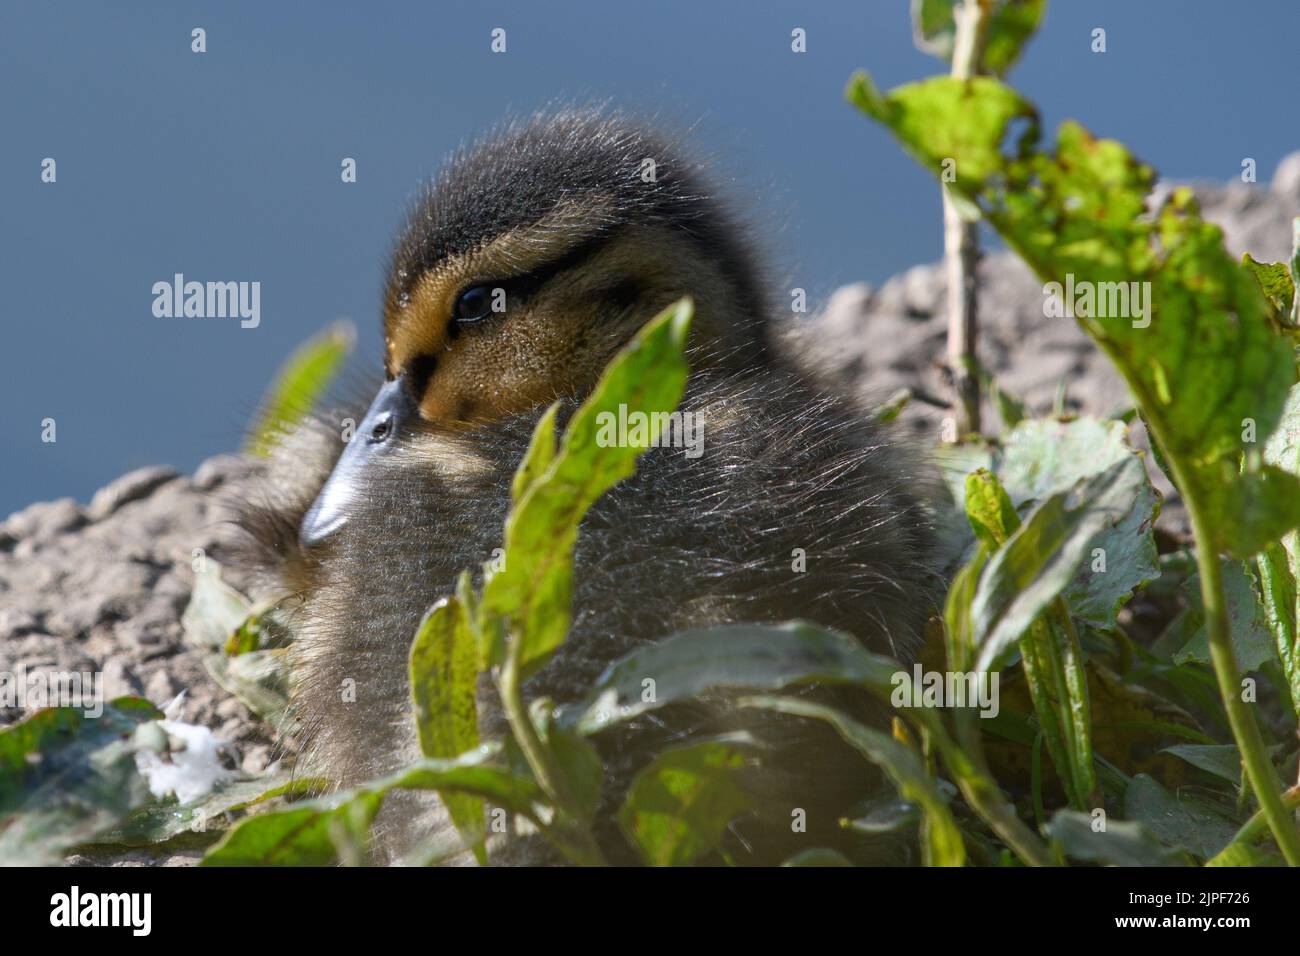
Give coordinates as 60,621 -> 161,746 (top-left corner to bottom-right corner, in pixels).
383,198 -> 613,377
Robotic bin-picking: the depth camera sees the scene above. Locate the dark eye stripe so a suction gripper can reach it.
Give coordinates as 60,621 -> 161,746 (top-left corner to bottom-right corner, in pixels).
405,354 -> 437,400
458,228 -> 619,312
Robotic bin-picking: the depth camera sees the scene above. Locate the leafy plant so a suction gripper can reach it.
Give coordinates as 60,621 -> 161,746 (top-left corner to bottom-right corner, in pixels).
847,3 -> 1300,864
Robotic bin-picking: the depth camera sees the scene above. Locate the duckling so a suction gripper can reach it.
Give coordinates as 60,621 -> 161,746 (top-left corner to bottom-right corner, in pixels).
233,110 -> 938,865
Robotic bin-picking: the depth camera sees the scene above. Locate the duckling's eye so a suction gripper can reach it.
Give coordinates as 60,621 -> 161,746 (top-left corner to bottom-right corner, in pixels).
454,285 -> 494,323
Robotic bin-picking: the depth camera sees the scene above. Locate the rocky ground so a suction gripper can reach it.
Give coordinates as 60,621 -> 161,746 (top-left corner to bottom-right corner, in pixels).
3,155 -> 1299,862
0,457 -> 275,770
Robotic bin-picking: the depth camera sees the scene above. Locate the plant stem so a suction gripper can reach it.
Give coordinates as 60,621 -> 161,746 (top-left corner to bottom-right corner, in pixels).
1053,606 -> 1098,805
939,711 -> 1057,867
497,633 -> 607,866
1183,497 -> 1300,865
941,0 -> 991,440
1226,786 -> 1300,848
1019,622 -> 1079,805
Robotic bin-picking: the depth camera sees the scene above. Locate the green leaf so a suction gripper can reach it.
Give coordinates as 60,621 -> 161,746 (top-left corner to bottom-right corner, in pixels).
1123,773 -> 1238,860
942,542 -> 986,673
390,750 -> 548,819
180,560 -> 252,651
511,403 -> 560,503
561,621 -> 900,736
965,468 -> 1020,550
848,72 -> 1037,189
1045,810 -> 1187,866
912,0 -> 1047,77
0,698 -> 162,864
409,588 -> 485,863
94,770 -> 326,847
972,457 -> 1143,672
1241,253 -> 1296,327
996,417 -> 1161,630
1159,743 -> 1242,785
524,699 -> 604,827
246,320 -> 354,458
202,747 -> 545,866
1260,382 -> 1300,705
842,794 -> 922,835
743,695 -> 965,867
201,789 -> 383,866
943,418 -> 1161,633
1206,842 -> 1285,867
851,74 -> 1300,558
481,299 -> 693,676
202,649 -> 290,723
1170,561 -> 1274,672
617,741 -> 752,867
223,615 -> 263,656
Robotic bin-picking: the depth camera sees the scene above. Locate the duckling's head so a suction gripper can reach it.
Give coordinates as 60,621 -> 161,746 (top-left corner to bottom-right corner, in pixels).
302,109 -> 770,546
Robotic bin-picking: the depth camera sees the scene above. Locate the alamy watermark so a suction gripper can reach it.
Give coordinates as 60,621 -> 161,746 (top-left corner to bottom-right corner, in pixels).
1043,273 -> 1151,328
152,273 -> 260,328
0,664 -> 104,718
595,404 -> 704,459
892,664 -> 1000,718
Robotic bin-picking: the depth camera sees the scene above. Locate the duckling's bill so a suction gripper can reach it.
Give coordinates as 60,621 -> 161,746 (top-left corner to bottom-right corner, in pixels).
300,375 -> 416,548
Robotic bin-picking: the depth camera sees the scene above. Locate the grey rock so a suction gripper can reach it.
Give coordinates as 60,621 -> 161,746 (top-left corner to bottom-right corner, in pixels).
86,466 -> 180,522
192,454 -> 247,492
1273,152 -> 1300,200
102,658 -> 144,699
1,498 -> 85,543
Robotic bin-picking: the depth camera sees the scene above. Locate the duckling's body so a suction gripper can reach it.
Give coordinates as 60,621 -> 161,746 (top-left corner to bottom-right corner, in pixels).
235,111 -> 937,864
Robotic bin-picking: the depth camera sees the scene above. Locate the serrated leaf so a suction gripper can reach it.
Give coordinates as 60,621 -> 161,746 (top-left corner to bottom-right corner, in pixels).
848,73 -> 1037,188
851,74 -> 1300,558
1241,253 -> 1296,327
997,417 -> 1160,630
942,418 -> 1161,634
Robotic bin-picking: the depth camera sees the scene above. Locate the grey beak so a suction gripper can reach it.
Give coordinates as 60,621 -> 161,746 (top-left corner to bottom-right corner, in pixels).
299,376 -> 416,549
